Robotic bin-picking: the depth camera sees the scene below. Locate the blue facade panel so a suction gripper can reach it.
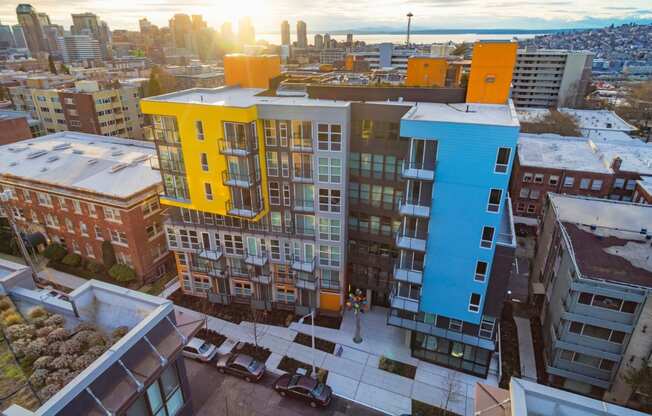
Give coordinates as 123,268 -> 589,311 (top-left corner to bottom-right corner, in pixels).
399,119 -> 518,324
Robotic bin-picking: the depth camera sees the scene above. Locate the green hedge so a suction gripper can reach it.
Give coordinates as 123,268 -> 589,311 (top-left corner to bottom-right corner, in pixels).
108,264 -> 136,283
61,253 -> 81,267
43,243 -> 67,262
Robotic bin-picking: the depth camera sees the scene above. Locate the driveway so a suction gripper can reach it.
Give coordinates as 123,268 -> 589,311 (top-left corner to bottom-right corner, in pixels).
184,358 -> 387,416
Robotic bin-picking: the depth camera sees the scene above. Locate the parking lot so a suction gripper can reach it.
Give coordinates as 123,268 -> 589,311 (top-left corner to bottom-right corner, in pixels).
185,358 -> 388,416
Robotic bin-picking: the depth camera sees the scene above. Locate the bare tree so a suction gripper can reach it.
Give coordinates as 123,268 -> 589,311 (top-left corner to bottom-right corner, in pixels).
439,371 -> 464,416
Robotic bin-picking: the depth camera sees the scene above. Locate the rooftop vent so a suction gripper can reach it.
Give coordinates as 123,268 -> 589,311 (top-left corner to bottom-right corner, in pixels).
9,162 -> 17,167
87,159 -> 98,165
27,150 -> 47,159
72,149 -> 83,155
40,167 -> 48,172
46,156 -> 59,163
111,150 -> 124,157
52,143 -> 71,151
130,154 -> 150,164
110,163 -> 129,173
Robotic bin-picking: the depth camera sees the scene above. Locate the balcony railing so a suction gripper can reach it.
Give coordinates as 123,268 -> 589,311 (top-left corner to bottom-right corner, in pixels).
296,274 -> 318,291
398,198 -> 431,218
228,266 -> 250,280
393,262 -> 424,285
389,289 -> 420,313
218,137 -> 257,156
295,224 -> 316,237
222,170 -> 259,188
291,255 -> 316,273
401,161 -> 435,181
395,229 -> 428,252
274,270 -> 297,285
292,199 -> 315,212
244,249 -> 269,267
226,199 -> 263,219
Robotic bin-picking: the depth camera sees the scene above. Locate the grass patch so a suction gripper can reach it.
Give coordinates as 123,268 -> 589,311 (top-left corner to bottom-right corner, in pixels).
293,332 -> 336,354
196,328 -> 226,348
412,399 -> 461,416
139,271 -> 177,295
277,355 -> 329,383
233,342 -> 271,364
378,356 -> 417,379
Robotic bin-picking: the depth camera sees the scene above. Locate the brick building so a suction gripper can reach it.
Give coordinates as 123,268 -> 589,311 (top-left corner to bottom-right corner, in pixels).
0,132 -> 172,283
634,177 -> 652,204
0,109 -> 43,144
511,133 -> 652,219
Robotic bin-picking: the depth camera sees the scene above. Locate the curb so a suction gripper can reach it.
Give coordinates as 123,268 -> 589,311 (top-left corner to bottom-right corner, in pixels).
332,392 -> 395,415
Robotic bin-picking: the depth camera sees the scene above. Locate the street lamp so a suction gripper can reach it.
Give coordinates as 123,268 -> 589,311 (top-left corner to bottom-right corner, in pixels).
0,190 -> 39,283
298,310 -> 316,377
346,289 -> 367,344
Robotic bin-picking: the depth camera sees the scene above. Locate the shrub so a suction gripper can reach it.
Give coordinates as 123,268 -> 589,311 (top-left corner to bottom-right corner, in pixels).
101,240 -> 116,268
3,312 -> 22,327
6,324 -> 35,341
39,383 -> 60,400
85,260 -> 104,274
12,338 -> 30,357
44,314 -> 65,328
50,354 -> 73,370
0,297 -> 13,311
29,368 -> 49,387
72,353 -> 95,371
31,315 -> 48,328
46,369 -> 70,386
47,327 -> 69,343
36,326 -> 57,338
43,243 -> 67,262
24,338 -> 48,360
87,345 -> 107,358
0,308 -> 16,321
28,306 -> 48,320
58,339 -> 82,355
33,356 -> 54,370
111,326 -> 129,341
46,341 -> 63,356
61,253 -> 81,267
108,264 -> 136,283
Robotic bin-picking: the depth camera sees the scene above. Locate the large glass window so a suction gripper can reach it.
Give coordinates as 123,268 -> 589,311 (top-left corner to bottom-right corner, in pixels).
131,362 -> 184,416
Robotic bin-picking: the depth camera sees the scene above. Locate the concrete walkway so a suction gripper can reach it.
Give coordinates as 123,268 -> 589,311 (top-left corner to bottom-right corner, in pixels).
513,316 -> 538,381
177,304 -> 498,416
0,252 -> 86,290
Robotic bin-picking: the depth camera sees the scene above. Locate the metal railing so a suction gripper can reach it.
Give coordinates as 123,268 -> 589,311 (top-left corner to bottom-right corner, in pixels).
221,170 -> 260,187
218,137 -> 257,155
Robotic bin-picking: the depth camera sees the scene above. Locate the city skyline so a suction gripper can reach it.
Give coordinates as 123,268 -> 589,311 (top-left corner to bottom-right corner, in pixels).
0,0 -> 651,34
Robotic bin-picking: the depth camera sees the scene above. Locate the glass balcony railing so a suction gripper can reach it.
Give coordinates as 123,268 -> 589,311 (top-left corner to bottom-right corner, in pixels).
393,261 -> 424,285
218,137 -> 257,155
222,170 -> 259,188
395,229 -> 428,252
398,198 -> 431,218
401,161 -> 435,181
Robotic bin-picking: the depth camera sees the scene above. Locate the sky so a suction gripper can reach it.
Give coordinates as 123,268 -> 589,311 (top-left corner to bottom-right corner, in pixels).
0,0 -> 650,33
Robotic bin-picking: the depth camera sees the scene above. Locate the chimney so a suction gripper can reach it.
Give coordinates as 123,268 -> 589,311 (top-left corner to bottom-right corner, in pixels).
610,156 -> 622,172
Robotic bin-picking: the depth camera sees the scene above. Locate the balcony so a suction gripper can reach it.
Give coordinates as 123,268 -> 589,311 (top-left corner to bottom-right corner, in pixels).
228,266 -> 250,280
393,262 -> 424,285
222,170 -> 258,188
198,248 -> 223,262
395,230 -> 428,252
274,270 -> 297,285
389,290 -> 419,313
401,161 -> 435,181
245,250 -> 268,267
291,255 -> 316,273
496,196 -> 516,248
218,137 -> 256,156
250,267 -> 272,284
296,274 -> 318,291
292,199 -> 315,213
226,199 -> 263,219
398,199 -> 430,219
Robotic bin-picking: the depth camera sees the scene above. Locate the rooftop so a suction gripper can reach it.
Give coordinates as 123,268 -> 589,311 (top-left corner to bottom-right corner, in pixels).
0,109 -> 39,126
638,176 -> 652,196
516,108 -> 636,132
549,194 -> 652,288
587,135 -> 652,176
518,133 -> 610,173
401,101 -> 520,127
143,85 -> 350,108
0,132 -> 161,199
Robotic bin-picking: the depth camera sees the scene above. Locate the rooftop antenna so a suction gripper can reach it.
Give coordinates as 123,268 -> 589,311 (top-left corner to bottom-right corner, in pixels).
406,12 -> 413,46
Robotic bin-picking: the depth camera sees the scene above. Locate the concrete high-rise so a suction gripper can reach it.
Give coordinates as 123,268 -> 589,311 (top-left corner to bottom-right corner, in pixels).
296,20 -> 307,48
71,12 -> 111,58
169,14 -> 192,49
281,20 -> 290,45
238,17 -> 255,46
314,33 -> 323,49
16,4 -> 47,53
323,33 -> 331,49
11,25 -> 27,49
0,21 -> 15,49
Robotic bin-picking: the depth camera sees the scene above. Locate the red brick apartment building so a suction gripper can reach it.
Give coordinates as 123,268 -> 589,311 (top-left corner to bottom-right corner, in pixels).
510,133 -> 652,219
634,178 -> 652,204
0,132 -> 172,283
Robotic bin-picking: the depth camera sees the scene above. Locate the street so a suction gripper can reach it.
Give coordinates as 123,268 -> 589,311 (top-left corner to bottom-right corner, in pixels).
184,358 -> 388,416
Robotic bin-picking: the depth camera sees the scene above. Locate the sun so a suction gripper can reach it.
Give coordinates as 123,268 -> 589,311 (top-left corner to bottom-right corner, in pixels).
204,0 -> 271,29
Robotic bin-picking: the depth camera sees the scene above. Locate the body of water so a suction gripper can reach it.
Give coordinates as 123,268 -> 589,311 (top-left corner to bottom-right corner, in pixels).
256,32 -> 542,45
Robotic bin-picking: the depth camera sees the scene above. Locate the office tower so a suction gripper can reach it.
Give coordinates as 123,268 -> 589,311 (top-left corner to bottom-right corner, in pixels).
58,34 -> 102,62
169,14 -> 192,49
512,49 -> 594,108
0,21 -> 15,49
323,33 -> 331,49
296,21 -> 307,48
42,24 -> 63,54
11,25 -> 27,49
16,4 -> 47,53
141,42 -> 520,378
314,34 -> 323,49
71,12 -> 111,58
281,20 -> 290,45
346,33 -> 353,46
238,17 -> 255,46
192,15 -> 207,31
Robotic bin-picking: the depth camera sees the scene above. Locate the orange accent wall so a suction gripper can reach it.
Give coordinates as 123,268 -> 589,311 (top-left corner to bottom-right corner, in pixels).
223,54 -> 281,89
406,57 -> 448,87
466,41 -> 517,104
319,292 -> 341,312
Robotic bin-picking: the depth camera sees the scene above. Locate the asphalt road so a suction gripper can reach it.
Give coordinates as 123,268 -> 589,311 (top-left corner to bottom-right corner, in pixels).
184,357 -> 388,416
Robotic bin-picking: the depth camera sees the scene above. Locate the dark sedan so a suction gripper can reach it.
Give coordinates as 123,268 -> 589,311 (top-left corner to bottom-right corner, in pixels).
215,353 -> 265,382
274,374 -> 333,408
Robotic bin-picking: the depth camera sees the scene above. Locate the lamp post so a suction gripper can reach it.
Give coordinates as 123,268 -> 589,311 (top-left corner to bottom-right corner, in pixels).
298,310 -> 316,377
0,190 -> 39,283
346,289 -> 367,344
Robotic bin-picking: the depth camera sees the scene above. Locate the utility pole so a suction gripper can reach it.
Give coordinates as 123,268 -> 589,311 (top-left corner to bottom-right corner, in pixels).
406,12 -> 414,46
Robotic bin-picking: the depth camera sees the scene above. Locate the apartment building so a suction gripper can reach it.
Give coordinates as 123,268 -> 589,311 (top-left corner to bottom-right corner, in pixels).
512,48 -> 593,108
510,133 -> 652,219
11,79 -> 146,139
0,109 -> 43,144
142,41 -> 519,378
0,258 -> 201,416
0,132 -> 172,284
634,178 -> 652,204
532,194 -> 652,405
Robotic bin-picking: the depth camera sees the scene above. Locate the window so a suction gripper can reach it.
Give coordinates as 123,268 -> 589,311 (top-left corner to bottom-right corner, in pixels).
110,230 -> 128,245
266,151 -> 279,176
292,153 -> 312,179
224,235 -> 244,255
80,222 -> 88,236
282,183 -> 291,206
195,120 -> 204,140
563,176 -> 575,188
522,172 -> 533,182
65,218 -> 75,233
200,153 -> 209,171
487,189 -> 502,212
580,178 -> 590,190
234,282 -> 252,297
469,293 -> 481,312
72,240 -> 81,254
281,153 -> 290,177
264,120 -> 277,146
88,203 -> 97,218
494,148 -> 511,173
37,192 -> 52,207
534,173 -> 544,184
296,214 -> 315,236
319,218 -> 340,241
318,189 -> 341,212
279,121 -> 288,146
519,188 -> 530,199
103,207 -> 121,223
529,189 -> 540,199
318,158 -> 341,183
146,222 -> 162,239
276,286 -> 295,302
317,123 -> 342,151
319,245 -> 340,267
142,199 -> 159,216
85,243 -> 95,258
578,292 -> 637,313
479,317 -> 495,339
475,261 -> 488,282
569,321 -> 626,344
204,183 -> 213,200
449,319 -> 463,332
95,225 -> 103,240
480,226 -> 494,249
269,182 -> 280,205
166,227 -> 177,248
45,214 -> 59,228
549,175 -> 559,186
321,269 -> 340,290
591,179 -> 603,191
613,178 -> 625,189
137,363 -> 185,416
21,189 -> 31,203
290,120 -> 312,149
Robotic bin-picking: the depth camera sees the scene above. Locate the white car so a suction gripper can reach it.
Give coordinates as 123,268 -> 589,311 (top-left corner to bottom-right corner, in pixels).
182,337 -> 218,362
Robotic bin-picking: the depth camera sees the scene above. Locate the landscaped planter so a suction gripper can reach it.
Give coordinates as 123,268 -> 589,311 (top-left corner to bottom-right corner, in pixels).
378,356 -> 417,379
412,399 -> 461,416
233,342 -> 271,364
293,332 -> 336,354
196,328 -> 226,348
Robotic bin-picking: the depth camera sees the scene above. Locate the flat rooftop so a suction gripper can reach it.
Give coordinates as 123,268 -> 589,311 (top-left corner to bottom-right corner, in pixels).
518,133 -> 610,173
516,108 -> 636,132
401,101 -> 520,127
550,194 -> 652,288
638,176 -> 652,196
588,135 -> 652,176
0,132 -> 161,199
143,86 -> 350,108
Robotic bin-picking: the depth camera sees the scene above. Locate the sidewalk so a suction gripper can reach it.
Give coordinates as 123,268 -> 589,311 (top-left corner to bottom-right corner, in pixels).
0,252 -> 86,290
177,303 -> 498,416
514,316 -> 538,381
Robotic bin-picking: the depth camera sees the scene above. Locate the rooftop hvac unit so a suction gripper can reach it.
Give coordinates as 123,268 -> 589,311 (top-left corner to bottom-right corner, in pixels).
52,143 -> 71,151
27,150 -> 47,159
110,163 -> 129,173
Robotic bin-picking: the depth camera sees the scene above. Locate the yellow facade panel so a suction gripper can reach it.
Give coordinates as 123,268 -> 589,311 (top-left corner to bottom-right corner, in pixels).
466,41 -> 517,104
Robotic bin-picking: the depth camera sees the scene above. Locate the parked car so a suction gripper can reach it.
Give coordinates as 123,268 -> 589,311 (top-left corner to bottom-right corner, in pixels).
274,374 -> 333,408
182,337 -> 218,362
215,353 -> 265,382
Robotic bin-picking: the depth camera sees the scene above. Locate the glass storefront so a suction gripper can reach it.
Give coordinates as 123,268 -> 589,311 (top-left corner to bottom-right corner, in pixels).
411,332 -> 491,378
